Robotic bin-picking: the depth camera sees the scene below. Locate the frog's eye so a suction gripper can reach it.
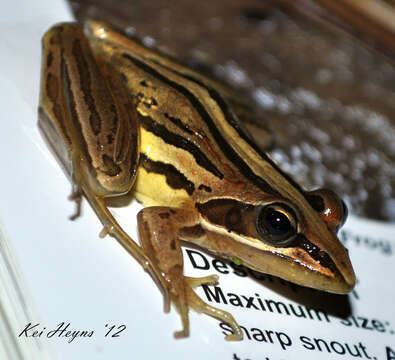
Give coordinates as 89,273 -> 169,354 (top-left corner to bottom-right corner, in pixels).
255,203 -> 298,246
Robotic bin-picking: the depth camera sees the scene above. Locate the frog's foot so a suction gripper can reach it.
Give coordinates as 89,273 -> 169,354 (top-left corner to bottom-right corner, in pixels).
173,300 -> 189,339
68,183 -> 82,220
171,275 -> 243,340
184,277 -> 243,341
172,275 -> 218,339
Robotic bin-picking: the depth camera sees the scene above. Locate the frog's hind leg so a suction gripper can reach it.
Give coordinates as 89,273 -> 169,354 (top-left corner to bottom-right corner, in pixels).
38,23 -> 171,306
137,206 -> 243,340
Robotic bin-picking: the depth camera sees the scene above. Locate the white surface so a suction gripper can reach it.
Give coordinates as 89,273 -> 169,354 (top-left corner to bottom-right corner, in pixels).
1,1 -> 394,359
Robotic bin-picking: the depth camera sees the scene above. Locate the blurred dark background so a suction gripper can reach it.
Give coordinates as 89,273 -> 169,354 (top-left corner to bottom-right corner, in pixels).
70,0 -> 395,222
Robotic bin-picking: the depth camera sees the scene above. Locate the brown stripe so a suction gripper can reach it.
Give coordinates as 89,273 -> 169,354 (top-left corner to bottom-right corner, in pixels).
140,154 -> 195,195
164,112 -> 194,135
153,59 -> 307,196
45,72 -> 71,144
122,53 -> 280,196
295,234 -> 339,276
71,39 -> 102,136
61,51 -> 93,167
139,113 -> 223,179
197,198 -> 255,236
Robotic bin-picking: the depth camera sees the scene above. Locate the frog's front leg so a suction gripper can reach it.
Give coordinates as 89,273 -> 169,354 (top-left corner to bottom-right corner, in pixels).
137,207 -> 243,340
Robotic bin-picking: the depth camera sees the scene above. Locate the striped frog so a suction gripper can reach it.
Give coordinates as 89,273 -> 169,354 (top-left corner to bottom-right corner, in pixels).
38,21 -> 355,340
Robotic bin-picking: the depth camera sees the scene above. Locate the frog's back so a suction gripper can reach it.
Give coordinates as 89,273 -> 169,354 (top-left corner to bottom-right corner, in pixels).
85,20 -> 285,208
116,52 -> 275,208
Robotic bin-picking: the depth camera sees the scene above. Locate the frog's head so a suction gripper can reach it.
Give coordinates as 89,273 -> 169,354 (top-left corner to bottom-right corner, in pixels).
197,187 -> 356,294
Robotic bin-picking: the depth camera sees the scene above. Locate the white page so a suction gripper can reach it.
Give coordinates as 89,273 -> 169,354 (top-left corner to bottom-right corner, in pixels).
1,1 -> 394,359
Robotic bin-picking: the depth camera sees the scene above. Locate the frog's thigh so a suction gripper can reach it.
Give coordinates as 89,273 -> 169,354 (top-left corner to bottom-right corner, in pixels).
137,206 -> 243,340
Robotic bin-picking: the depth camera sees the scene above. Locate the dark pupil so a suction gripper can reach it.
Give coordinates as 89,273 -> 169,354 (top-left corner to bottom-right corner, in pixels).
263,208 -> 292,238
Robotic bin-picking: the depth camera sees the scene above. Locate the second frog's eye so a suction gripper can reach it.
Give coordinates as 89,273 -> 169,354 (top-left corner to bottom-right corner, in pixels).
255,203 -> 298,246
